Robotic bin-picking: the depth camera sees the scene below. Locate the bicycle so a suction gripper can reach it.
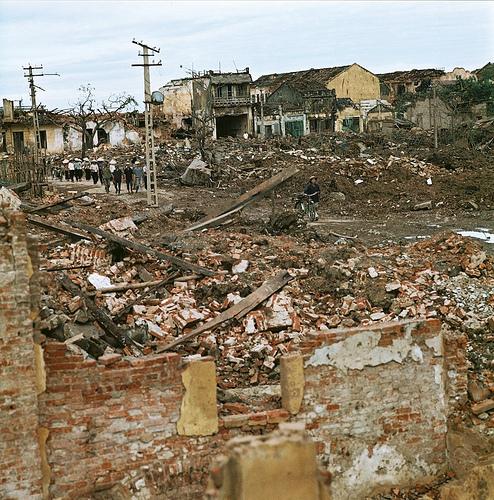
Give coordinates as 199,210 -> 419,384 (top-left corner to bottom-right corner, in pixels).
294,193 -> 318,221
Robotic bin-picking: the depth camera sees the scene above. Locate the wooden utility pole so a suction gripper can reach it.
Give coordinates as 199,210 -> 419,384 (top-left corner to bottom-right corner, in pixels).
132,40 -> 162,207
23,64 -> 59,194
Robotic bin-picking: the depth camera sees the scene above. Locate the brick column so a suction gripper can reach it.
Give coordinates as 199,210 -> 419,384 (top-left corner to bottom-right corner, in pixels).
0,209 -> 43,499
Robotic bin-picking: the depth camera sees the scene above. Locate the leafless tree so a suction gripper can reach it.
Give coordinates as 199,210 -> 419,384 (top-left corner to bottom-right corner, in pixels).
190,78 -> 215,162
66,84 -> 137,158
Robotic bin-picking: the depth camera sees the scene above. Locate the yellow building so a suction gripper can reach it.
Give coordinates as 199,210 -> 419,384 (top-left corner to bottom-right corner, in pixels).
253,63 -> 380,105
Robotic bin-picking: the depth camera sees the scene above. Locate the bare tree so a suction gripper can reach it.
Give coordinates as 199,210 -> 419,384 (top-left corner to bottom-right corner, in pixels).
66,84 -> 137,158
190,78 -> 215,162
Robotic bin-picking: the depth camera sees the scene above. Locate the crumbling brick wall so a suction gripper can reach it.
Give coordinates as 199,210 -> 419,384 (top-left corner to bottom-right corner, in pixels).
38,347 -> 283,499
298,319 -> 463,499
0,210 -> 43,499
38,348 -> 185,498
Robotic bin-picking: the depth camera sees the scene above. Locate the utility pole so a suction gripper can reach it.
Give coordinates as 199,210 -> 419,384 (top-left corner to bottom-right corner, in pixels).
132,40 -> 162,207
23,65 -> 59,164
23,64 -> 59,193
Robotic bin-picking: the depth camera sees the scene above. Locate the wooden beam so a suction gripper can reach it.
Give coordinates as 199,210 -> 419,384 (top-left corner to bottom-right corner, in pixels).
25,191 -> 89,213
113,271 -> 180,321
156,271 -> 292,352
41,264 -> 91,272
185,166 -> 299,232
27,214 -> 92,240
58,273 -> 125,347
69,221 -> 215,276
88,279 -> 166,295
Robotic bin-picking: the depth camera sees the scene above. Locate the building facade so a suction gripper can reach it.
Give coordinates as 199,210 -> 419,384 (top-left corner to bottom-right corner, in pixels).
0,99 -> 141,155
160,69 -> 253,139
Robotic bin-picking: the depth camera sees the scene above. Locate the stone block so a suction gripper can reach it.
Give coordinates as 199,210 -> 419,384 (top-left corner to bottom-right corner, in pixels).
280,353 -> 305,414
212,427 -> 330,500
440,464 -> 494,499
177,357 -> 218,436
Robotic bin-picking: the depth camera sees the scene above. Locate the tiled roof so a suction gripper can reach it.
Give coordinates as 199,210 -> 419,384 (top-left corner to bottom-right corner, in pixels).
253,65 -> 351,91
377,69 -> 445,82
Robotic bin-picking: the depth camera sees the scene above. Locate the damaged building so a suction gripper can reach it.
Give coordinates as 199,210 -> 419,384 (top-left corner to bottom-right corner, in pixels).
160,69 -> 253,139
377,68 -> 446,103
253,79 -> 337,138
0,98 -> 141,155
252,64 -> 386,136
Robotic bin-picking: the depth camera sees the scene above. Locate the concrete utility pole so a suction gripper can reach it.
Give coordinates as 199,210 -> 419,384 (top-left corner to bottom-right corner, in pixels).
132,40 -> 162,207
23,64 -> 59,168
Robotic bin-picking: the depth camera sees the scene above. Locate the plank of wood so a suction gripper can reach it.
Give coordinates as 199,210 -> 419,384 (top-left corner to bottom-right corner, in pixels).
88,279 -> 166,295
25,191 -> 89,213
185,165 -> 299,232
41,264 -> 91,272
156,270 -> 292,352
113,272 -> 179,321
27,214 -> 93,240
69,221 -> 215,276
58,273 -> 125,347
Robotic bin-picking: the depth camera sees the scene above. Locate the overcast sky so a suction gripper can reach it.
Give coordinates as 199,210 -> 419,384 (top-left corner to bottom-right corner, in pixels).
1,1 -> 493,110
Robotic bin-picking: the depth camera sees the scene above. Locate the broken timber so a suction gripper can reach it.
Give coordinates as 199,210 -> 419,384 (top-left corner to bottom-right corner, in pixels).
88,279 -> 167,295
157,270 -> 293,352
69,221 -> 215,276
25,191 -> 89,213
113,271 -> 180,321
58,273 -> 125,347
27,214 -> 93,240
185,165 -> 299,232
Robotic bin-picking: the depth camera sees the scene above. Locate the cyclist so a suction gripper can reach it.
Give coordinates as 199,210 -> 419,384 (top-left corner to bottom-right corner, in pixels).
304,176 -> 320,220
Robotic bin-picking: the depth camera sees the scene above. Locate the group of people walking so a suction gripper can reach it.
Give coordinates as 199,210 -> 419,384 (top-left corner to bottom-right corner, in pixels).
55,157 -> 147,195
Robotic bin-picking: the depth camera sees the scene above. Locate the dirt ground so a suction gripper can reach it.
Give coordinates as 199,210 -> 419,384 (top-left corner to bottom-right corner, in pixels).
49,176 -> 494,253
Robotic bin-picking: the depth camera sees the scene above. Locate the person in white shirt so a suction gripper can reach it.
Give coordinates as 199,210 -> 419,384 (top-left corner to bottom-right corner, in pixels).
109,159 -> 116,174
68,161 -> 75,182
90,161 -> 99,184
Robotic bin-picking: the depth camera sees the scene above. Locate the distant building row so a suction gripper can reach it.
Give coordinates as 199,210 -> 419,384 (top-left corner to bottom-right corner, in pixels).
1,62 -> 492,154
160,62 -> 493,138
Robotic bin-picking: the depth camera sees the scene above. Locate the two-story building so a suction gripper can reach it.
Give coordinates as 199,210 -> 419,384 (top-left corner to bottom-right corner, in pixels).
160,69 -> 253,139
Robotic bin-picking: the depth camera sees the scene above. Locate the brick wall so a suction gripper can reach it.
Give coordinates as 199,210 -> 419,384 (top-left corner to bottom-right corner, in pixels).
0,210 -> 43,499
38,346 -> 287,499
298,319 -> 461,499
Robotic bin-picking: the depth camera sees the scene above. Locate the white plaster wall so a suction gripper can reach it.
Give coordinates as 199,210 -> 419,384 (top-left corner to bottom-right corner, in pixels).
66,126 -> 82,151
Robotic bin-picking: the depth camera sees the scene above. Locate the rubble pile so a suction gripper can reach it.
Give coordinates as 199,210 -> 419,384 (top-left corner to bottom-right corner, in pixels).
37,218 -> 493,399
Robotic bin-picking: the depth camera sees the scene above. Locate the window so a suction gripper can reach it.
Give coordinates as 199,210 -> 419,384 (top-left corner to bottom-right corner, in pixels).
227,84 -> 233,98
85,128 -> 94,146
13,131 -> 24,153
97,128 -> 108,143
1,132 -> 6,152
39,130 -> 47,149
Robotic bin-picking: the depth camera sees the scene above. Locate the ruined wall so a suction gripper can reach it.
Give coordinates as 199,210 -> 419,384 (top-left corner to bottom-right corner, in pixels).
1,212 -> 467,500
0,210 -> 43,499
327,64 -> 380,102
405,97 -> 453,130
38,347 -> 184,498
38,347 -> 286,499
160,80 -> 194,128
299,319 -> 454,499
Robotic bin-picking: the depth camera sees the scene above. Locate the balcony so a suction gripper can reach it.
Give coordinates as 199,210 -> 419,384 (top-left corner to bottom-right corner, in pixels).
213,95 -> 251,107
